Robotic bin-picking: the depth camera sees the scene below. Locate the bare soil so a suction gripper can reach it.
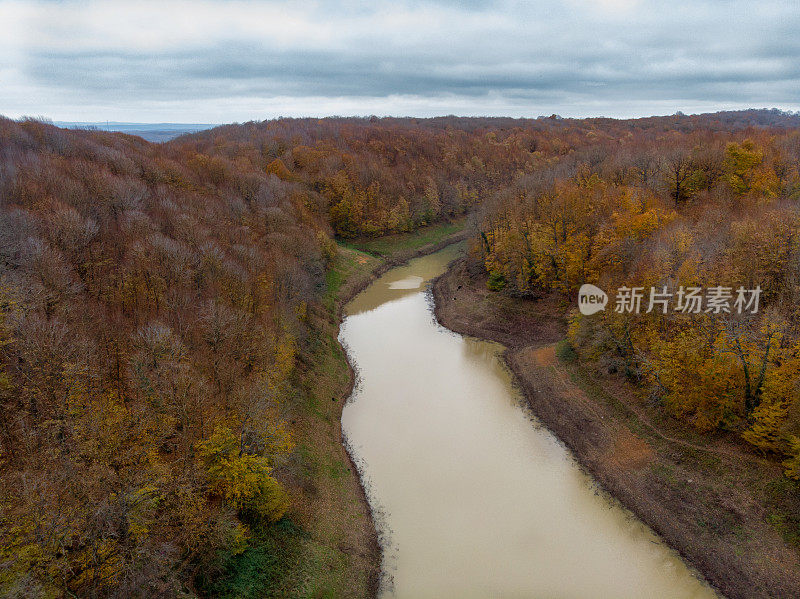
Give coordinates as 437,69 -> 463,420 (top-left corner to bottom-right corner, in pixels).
433,258 -> 800,599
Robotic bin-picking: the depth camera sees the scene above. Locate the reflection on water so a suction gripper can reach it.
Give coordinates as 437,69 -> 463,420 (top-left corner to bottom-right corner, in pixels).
388,275 -> 424,289
345,243 -> 463,316
341,246 -> 717,599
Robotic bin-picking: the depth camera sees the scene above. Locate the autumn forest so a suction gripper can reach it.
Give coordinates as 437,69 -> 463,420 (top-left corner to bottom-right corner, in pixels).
2,109 -> 800,597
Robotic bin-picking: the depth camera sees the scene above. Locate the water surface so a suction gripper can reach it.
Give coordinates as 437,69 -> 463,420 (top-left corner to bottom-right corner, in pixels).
341,245 -> 717,599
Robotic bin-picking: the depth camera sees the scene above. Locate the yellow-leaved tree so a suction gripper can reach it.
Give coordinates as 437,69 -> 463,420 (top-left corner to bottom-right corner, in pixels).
724,139 -> 779,197
649,331 -> 742,431
197,426 -> 289,523
782,437 -> 800,480
743,342 -> 800,453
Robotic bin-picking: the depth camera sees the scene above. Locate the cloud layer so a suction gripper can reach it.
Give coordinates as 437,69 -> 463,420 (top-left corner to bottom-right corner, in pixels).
1,0 -> 798,121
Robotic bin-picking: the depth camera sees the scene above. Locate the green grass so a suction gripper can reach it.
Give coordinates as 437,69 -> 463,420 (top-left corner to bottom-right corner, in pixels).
197,517 -> 358,599
560,358 -> 629,418
197,519 -> 308,599
322,246 -> 378,309
651,462 -> 679,485
554,340 -> 578,363
296,443 -> 320,478
764,477 -> 800,546
341,218 -> 465,257
326,458 -> 350,481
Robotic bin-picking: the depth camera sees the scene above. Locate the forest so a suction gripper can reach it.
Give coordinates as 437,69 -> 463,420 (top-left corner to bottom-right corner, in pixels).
1,109 -> 799,596
473,116 -> 800,465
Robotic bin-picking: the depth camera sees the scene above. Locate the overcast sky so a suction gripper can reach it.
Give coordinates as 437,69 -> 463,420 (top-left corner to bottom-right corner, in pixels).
1,0 -> 798,122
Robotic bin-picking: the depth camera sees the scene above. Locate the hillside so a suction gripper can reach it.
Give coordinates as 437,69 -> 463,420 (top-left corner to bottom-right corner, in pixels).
1,110 -> 800,596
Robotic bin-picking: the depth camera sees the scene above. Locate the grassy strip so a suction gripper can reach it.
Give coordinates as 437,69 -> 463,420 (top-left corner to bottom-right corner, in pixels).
341,217 -> 466,257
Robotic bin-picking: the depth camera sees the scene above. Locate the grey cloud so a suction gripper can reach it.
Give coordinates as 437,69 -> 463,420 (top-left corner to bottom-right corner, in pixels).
4,0 -> 800,120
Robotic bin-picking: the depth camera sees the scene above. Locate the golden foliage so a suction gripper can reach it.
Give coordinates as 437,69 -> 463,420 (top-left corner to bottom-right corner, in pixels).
197,426 -> 290,523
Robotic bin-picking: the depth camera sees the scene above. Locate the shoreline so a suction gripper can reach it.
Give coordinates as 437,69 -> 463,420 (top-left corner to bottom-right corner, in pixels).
323,229 -> 467,598
431,258 -> 800,599
271,222 -> 466,598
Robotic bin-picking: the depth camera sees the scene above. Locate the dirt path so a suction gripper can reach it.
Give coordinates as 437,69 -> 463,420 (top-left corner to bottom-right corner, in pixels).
532,344 -> 770,465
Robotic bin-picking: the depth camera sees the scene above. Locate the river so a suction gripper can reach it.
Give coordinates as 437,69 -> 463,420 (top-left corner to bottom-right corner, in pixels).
340,244 -> 717,599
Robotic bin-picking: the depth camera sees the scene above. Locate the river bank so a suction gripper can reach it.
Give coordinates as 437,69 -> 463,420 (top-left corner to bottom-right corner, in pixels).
264,223 -> 467,597
432,258 -> 800,599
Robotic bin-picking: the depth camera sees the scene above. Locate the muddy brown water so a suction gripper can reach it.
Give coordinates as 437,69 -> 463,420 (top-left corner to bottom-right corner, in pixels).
341,244 -> 718,599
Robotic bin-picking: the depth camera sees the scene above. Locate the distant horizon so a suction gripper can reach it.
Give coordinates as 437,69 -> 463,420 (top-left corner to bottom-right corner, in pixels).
26,106 -> 800,129
9,102 -> 800,126
6,108 -> 783,142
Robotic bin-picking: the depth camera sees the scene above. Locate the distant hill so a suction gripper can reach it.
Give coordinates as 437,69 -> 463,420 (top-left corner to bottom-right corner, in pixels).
51,109 -> 800,143
55,121 -> 215,142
